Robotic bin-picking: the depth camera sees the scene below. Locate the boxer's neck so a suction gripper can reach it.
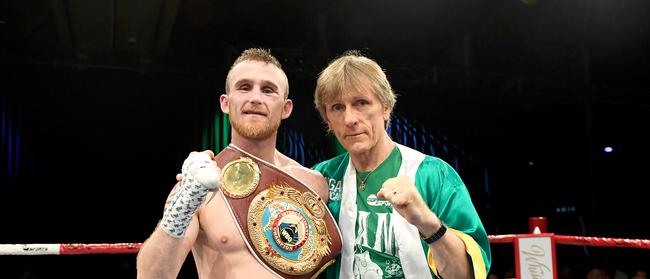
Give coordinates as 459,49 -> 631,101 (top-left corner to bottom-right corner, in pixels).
230,134 -> 279,165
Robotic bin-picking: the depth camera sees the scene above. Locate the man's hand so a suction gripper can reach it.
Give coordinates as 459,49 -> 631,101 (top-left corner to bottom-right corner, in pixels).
176,150 -> 220,187
377,176 -> 440,236
160,150 -> 221,238
182,150 -> 221,189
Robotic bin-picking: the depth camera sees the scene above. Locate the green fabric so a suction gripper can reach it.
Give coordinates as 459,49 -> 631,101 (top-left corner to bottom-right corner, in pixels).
314,152 -> 347,279
413,156 -> 492,276
312,146 -> 492,279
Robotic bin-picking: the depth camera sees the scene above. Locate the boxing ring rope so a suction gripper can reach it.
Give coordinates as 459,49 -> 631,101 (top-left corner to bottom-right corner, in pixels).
0,243 -> 142,255
1,217 -> 649,256
2,234 -> 649,256
488,234 -> 650,249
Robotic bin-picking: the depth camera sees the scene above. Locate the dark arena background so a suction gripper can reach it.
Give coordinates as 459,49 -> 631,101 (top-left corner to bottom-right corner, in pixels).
1,0 -> 649,278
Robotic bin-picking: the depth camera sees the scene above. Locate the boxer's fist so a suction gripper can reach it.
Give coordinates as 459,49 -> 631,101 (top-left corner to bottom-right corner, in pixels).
182,151 -> 221,189
160,150 -> 220,238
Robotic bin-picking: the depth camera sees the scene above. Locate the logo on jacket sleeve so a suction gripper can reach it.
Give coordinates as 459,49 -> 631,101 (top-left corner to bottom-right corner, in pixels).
327,177 -> 342,201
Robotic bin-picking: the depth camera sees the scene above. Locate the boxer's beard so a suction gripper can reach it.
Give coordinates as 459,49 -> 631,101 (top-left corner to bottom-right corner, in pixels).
231,115 -> 280,140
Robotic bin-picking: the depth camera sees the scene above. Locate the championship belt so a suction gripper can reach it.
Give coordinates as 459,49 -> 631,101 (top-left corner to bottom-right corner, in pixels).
215,144 -> 342,279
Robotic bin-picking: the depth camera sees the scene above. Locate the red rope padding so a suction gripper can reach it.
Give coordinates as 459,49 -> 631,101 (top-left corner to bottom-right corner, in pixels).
3,234 -> 649,255
488,234 -> 650,249
60,243 -> 142,255
554,235 -> 650,249
488,234 -> 518,243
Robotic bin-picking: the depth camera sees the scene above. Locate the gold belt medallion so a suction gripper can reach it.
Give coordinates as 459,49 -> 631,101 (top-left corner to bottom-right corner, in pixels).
221,157 -> 260,198
248,184 -> 333,276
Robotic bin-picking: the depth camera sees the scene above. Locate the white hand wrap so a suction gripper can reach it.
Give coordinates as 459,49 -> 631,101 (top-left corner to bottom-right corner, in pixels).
160,152 -> 220,238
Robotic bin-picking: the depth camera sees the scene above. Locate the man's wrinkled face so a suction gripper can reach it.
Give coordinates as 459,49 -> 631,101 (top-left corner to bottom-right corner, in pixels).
324,81 -> 390,156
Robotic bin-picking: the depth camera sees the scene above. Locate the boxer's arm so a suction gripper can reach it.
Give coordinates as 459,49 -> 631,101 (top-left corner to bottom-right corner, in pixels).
137,151 -> 220,278
312,171 -> 329,204
160,151 -> 219,237
287,165 -> 330,203
137,183 -> 199,279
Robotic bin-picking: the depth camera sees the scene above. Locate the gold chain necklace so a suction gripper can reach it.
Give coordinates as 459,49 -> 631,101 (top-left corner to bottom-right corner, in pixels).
357,169 -> 376,191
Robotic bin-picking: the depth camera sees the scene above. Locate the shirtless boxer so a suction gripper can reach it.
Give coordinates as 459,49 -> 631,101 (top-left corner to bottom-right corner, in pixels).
136,48 -> 330,279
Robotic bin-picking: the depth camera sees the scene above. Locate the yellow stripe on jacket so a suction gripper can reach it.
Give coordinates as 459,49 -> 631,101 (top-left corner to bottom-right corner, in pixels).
426,228 -> 487,279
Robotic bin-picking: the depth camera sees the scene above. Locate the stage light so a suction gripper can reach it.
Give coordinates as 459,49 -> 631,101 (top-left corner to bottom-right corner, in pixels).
603,146 -> 613,153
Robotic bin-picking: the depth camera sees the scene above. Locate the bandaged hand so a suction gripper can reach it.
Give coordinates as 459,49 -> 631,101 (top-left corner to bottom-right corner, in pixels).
160,150 -> 220,238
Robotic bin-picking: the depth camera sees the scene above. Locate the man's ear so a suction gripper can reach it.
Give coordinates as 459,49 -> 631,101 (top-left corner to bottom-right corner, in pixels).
326,120 -> 333,133
382,105 -> 391,122
325,112 -> 334,133
281,99 -> 293,119
219,94 -> 229,114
